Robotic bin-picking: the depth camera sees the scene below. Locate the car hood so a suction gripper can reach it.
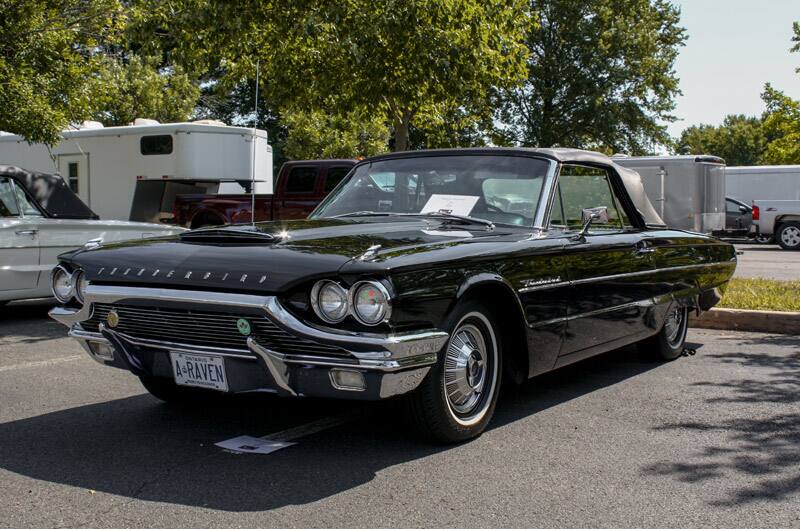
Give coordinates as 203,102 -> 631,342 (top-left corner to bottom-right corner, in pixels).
66,218 -> 517,293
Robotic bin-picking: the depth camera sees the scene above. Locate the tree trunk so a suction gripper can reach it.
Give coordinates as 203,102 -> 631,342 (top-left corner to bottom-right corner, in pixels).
392,110 -> 412,151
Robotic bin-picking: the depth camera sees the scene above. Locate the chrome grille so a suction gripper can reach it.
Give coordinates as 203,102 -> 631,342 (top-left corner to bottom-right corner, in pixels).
81,303 -> 352,358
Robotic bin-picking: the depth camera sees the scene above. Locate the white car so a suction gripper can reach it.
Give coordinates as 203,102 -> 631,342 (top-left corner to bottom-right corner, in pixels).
1,166 -> 186,304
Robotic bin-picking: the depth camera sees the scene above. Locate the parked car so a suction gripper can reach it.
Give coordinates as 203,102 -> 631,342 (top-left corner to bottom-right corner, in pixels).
723,197 -> 753,237
0,166 -> 185,304
49,148 -> 736,442
173,159 -> 356,228
751,199 -> 800,250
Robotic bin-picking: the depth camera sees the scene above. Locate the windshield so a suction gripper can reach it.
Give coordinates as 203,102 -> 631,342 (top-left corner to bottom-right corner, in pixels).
311,155 -> 551,227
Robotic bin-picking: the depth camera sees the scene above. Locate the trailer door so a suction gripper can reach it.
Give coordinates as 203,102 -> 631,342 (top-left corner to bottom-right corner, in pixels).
58,154 -> 89,206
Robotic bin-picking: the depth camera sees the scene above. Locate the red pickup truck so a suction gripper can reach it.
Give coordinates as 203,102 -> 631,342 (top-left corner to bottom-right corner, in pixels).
173,159 -> 356,228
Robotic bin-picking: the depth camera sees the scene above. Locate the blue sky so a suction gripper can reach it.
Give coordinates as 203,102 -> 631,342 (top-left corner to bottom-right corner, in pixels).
668,0 -> 800,138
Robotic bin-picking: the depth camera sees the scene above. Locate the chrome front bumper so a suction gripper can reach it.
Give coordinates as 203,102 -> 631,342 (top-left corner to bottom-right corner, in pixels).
51,285 -> 448,399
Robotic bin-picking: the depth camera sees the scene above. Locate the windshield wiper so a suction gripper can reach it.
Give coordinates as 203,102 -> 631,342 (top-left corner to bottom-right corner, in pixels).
417,212 -> 495,230
331,210 -> 494,230
331,211 -> 399,218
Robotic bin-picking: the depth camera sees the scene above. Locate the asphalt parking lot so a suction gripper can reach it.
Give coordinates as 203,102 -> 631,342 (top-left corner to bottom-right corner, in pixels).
733,243 -> 800,280
1,302 -> 798,528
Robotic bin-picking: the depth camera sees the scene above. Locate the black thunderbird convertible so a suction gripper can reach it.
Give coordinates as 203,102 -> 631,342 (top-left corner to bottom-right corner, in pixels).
50,148 -> 736,442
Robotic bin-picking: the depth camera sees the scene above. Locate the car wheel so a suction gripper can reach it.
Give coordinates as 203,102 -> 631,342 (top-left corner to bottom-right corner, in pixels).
639,304 -> 689,361
139,375 -> 216,404
776,222 -> 800,251
754,234 -> 773,244
404,300 -> 502,443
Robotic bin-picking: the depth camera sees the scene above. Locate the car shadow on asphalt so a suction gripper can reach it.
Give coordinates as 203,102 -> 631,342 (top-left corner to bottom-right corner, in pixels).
0,300 -> 63,344
0,345 -> 660,512
642,333 -> 800,507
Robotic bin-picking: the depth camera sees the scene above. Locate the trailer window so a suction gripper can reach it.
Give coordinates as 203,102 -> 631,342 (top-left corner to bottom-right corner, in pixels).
285,167 -> 318,193
67,162 -> 79,193
140,135 -> 173,155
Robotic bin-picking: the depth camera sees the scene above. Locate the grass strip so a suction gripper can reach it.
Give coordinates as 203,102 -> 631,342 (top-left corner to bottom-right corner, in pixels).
718,278 -> 800,312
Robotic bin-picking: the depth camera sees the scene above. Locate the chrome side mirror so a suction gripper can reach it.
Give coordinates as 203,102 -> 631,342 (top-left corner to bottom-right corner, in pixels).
572,207 -> 609,240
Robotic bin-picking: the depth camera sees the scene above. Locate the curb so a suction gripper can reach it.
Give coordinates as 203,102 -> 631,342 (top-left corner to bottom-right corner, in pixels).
690,308 -> 800,335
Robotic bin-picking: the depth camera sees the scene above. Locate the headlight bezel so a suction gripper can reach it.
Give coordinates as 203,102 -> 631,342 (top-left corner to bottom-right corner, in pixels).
309,279 -> 392,326
350,280 -> 392,326
310,280 -> 350,324
51,265 -> 76,303
74,269 -> 90,303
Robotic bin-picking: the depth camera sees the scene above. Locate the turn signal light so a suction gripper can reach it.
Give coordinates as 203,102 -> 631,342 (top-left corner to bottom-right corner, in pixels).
330,369 -> 366,391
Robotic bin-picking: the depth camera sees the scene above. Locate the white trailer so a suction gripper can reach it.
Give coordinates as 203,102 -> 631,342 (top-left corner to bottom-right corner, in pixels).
613,155 -> 726,234
725,165 -> 800,205
0,121 -> 273,223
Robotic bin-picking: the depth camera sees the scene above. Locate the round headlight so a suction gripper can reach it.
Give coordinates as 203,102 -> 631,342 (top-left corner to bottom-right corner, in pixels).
351,281 -> 391,325
51,266 -> 75,303
74,270 -> 90,303
311,281 -> 349,323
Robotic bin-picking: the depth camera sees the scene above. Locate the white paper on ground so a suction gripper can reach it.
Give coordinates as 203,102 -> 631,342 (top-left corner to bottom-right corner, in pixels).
215,435 -> 296,454
420,194 -> 479,216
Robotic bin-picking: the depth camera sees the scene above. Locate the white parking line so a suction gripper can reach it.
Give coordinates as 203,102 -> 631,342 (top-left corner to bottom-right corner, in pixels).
0,355 -> 83,373
216,411 -> 364,454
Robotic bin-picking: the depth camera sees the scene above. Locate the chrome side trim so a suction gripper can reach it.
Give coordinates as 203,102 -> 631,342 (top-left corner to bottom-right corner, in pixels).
517,261 -> 734,293
518,281 -> 569,294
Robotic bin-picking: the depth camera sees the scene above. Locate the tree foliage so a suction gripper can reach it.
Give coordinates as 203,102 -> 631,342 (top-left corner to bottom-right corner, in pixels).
676,115 -> 766,166
760,84 -> 800,165
90,55 -> 199,126
282,106 -> 389,160
0,0 -> 124,144
129,0 -> 530,152
495,0 -> 686,154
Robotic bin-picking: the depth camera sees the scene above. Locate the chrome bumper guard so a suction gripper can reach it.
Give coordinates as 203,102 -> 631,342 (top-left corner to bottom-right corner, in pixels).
52,285 -> 447,398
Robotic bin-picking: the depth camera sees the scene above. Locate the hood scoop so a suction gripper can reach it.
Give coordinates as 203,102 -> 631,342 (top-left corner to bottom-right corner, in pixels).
180,225 -> 277,245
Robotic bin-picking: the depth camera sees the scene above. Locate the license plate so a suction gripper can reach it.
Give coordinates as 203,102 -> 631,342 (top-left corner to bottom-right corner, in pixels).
170,352 -> 228,392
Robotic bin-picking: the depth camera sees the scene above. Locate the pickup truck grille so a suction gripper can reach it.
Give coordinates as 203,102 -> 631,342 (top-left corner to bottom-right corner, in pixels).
81,303 -> 352,359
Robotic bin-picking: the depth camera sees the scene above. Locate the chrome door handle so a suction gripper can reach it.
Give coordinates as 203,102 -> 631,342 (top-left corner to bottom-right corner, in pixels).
15,229 -> 38,236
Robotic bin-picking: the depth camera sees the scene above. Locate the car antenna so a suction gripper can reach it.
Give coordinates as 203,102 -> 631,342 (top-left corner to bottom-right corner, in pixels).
250,60 -> 260,226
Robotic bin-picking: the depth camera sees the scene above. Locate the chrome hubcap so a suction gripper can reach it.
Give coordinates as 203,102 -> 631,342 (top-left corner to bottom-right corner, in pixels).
781,226 -> 800,247
445,323 -> 488,415
664,306 -> 685,346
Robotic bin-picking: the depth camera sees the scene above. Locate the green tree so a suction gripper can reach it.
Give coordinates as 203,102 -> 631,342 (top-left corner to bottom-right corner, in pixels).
760,84 -> 800,165
282,106 -> 389,160
792,21 -> 799,72
676,115 -> 766,166
495,0 -> 686,154
90,55 -> 199,126
0,0 -> 123,144
128,0 -> 530,152
194,79 -> 289,166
